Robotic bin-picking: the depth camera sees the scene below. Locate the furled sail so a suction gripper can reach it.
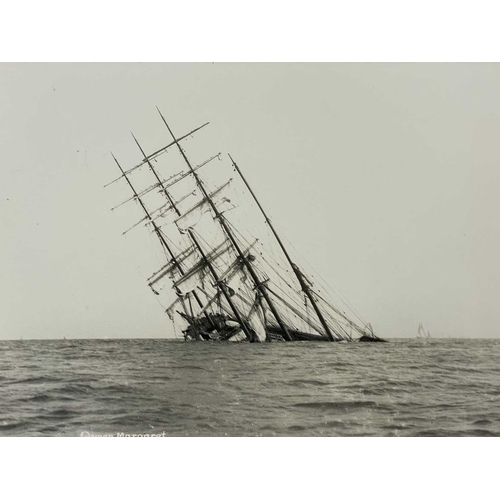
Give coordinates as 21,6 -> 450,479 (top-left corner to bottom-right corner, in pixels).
171,239 -> 232,294
148,244 -> 198,289
244,293 -> 267,342
174,180 -> 233,232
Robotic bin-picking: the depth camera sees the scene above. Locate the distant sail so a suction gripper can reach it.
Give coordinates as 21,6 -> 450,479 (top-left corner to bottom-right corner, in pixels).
417,323 -> 431,339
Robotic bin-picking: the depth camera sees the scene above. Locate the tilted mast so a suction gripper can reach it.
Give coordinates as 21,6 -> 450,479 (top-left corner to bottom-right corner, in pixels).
111,153 -> 203,328
111,153 -> 183,272
105,122 -> 210,188
130,133 -> 219,331
130,132 -> 256,342
106,110 -> 383,343
228,154 -> 336,342
156,108 -> 293,341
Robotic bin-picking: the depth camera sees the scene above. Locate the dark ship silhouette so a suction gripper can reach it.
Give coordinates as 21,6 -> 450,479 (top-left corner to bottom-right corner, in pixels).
106,109 -> 385,343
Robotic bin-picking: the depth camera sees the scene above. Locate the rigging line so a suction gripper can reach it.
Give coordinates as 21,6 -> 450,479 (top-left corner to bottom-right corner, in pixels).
316,275 -> 366,325
223,221 -> 273,277
196,287 -> 253,324
194,228 -> 257,286
190,202 -> 226,249
255,243 -> 292,277
172,241 -> 233,289
279,230 -> 367,325
262,283 -> 312,320
255,251 -> 294,291
148,226 -> 166,267
111,182 -> 161,211
323,311 -> 360,340
229,182 -> 259,237
111,153 -> 190,280
225,211 -> 309,300
227,217 -> 277,270
153,292 -> 168,312
258,270 -> 317,315
312,286 -> 364,326
320,307 -> 349,336
157,226 -> 181,256
104,122 -> 210,188
197,250 -> 250,303
148,243 -> 198,282
186,237 -> 225,289
148,190 -> 197,224
159,111 -> 289,342
111,165 -> 192,212
224,219 -> 304,314
270,283 -> 318,324
118,155 -> 213,217
229,154 -> 336,341
266,288 -> 326,337
131,135 -> 224,336
330,318 -> 352,340
122,214 -> 149,236
190,228 -> 228,264
265,223 -> 292,303
252,195 -> 359,317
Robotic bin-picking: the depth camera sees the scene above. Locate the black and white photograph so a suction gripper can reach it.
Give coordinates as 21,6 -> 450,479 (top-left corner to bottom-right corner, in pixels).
3,61 -> 499,439
1,2 -> 498,498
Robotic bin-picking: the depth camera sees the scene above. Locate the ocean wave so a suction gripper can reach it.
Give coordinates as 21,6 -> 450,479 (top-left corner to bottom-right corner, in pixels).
1,338 -> 499,436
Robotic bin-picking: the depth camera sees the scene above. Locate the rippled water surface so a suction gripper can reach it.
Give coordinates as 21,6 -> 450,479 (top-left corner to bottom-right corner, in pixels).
0,339 -> 499,436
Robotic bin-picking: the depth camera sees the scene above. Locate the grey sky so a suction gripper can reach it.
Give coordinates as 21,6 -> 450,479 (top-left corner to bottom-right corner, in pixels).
1,63 -> 499,339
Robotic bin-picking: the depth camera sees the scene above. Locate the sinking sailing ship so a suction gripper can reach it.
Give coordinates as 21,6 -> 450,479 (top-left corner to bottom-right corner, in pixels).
106,109 -> 385,343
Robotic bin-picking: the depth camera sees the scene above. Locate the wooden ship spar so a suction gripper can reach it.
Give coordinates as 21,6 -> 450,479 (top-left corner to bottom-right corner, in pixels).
106,109 -> 385,343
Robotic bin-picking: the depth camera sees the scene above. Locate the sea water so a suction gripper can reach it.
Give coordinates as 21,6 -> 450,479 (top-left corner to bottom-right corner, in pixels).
0,338 -> 498,436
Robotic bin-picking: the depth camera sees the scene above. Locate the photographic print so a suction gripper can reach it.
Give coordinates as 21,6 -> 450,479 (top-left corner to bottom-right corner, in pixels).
1,63 -> 499,438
